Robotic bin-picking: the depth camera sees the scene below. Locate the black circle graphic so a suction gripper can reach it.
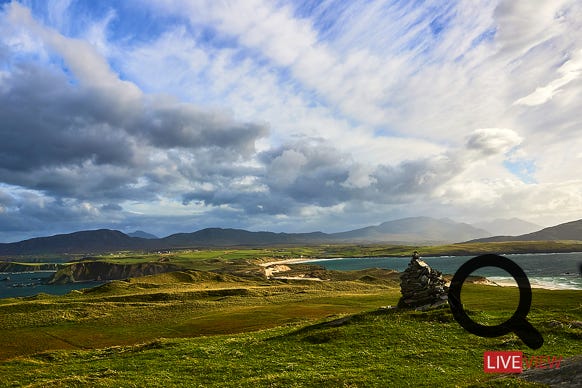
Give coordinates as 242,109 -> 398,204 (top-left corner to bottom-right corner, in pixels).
448,254 -> 543,349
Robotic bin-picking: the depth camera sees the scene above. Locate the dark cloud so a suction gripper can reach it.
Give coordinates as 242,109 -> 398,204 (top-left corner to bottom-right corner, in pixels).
182,139 -> 464,218
465,128 -> 521,156
0,64 -> 137,172
0,189 -> 108,240
261,141 -> 461,207
0,61 -> 268,204
133,101 -> 268,154
182,140 -> 354,214
0,44 -> 271,241
369,155 -> 460,200
101,203 -> 123,212
263,141 -> 352,205
0,129 -> 465,242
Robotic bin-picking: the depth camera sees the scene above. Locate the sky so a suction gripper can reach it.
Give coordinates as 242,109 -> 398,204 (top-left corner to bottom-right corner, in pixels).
0,0 -> 581,242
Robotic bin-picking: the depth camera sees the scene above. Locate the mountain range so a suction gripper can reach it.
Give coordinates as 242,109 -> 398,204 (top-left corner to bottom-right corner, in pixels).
469,219 -> 582,243
0,217 -> 579,256
472,218 -> 541,236
127,230 -> 159,239
330,217 -> 490,243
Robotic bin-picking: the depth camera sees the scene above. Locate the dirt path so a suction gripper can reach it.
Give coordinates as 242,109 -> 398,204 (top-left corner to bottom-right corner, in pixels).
260,259 -> 322,281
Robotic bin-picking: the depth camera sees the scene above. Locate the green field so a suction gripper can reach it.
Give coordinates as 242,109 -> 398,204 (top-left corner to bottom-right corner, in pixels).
98,240 -> 582,260
0,254 -> 580,387
6,239 -> 582,265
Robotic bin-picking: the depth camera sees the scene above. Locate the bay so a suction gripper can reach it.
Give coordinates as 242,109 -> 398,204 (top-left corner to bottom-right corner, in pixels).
301,252 -> 582,290
0,271 -> 104,299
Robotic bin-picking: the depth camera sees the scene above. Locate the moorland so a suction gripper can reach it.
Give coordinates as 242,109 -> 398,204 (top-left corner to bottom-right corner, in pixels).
0,242 -> 581,387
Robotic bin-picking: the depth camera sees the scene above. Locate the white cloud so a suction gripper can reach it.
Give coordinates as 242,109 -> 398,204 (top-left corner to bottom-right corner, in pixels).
1,0 -> 582,240
494,0 -> 572,58
514,49 -> 582,106
46,0 -> 73,30
6,2 -> 141,105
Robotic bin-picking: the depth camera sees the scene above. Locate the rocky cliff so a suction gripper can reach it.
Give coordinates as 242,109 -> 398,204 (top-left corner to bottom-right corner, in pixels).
47,261 -> 183,284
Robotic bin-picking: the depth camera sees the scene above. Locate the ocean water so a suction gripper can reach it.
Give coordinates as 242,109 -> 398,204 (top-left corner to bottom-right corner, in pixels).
0,271 -> 104,299
301,253 -> 582,290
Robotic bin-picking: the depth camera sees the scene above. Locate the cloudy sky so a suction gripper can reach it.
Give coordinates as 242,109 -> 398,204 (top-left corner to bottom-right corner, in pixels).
0,0 -> 581,242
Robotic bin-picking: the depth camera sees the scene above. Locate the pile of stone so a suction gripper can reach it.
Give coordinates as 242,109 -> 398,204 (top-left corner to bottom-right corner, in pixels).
397,255 -> 448,309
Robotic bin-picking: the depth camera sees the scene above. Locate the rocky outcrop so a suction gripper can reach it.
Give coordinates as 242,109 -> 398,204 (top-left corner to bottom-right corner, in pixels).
47,261 -> 183,284
398,257 -> 448,309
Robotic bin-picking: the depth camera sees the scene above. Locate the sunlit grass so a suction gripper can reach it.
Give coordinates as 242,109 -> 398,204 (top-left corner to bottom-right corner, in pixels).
2,242 -> 581,387
0,269 -> 580,387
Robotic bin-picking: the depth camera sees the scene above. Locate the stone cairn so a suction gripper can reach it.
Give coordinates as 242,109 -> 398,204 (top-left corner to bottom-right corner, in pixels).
397,252 -> 449,309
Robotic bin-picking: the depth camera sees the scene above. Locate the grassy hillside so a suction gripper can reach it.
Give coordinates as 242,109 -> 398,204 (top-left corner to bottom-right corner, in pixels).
0,270 -> 400,360
0,268 -> 580,387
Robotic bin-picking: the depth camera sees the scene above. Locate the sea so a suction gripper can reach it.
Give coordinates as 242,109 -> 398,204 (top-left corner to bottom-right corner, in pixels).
299,252 -> 582,290
0,271 -> 104,299
1,252 -> 581,299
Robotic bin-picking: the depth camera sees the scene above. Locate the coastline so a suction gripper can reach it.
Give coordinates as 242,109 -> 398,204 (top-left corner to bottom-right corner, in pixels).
260,257 -> 582,291
488,276 -> 582,291
258,258 -> 315,267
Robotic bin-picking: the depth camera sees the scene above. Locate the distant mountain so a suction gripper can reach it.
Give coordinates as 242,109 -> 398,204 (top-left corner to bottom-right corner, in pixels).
469,219 -> 582,243
162,228 -> 328,247
473,218 -> 541,236
127,230 -> 159,239
0,228 -> 329,255
332,217 -> 491,244
0,229 -> 155,255
0,217 -> 496,255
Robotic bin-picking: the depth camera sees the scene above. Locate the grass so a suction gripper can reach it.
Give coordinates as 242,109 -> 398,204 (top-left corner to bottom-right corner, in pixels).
421,240 -> 582,256
0,270 -> 400,360
85,240 -> 582,264
1,242 -> 581,386
0,266 -> 580,387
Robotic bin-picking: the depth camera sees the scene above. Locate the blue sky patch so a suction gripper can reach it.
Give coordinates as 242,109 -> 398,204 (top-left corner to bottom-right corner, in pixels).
503,158 -> 537,184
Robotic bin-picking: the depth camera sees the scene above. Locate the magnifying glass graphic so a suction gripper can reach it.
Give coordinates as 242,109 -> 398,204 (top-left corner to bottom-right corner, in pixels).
448,254 -> 544,350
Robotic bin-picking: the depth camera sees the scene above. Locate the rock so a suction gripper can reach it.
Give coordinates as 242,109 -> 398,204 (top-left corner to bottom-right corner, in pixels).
46,261 -> 183,284
397,257 -> 449,308
517,355 -> 582,387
